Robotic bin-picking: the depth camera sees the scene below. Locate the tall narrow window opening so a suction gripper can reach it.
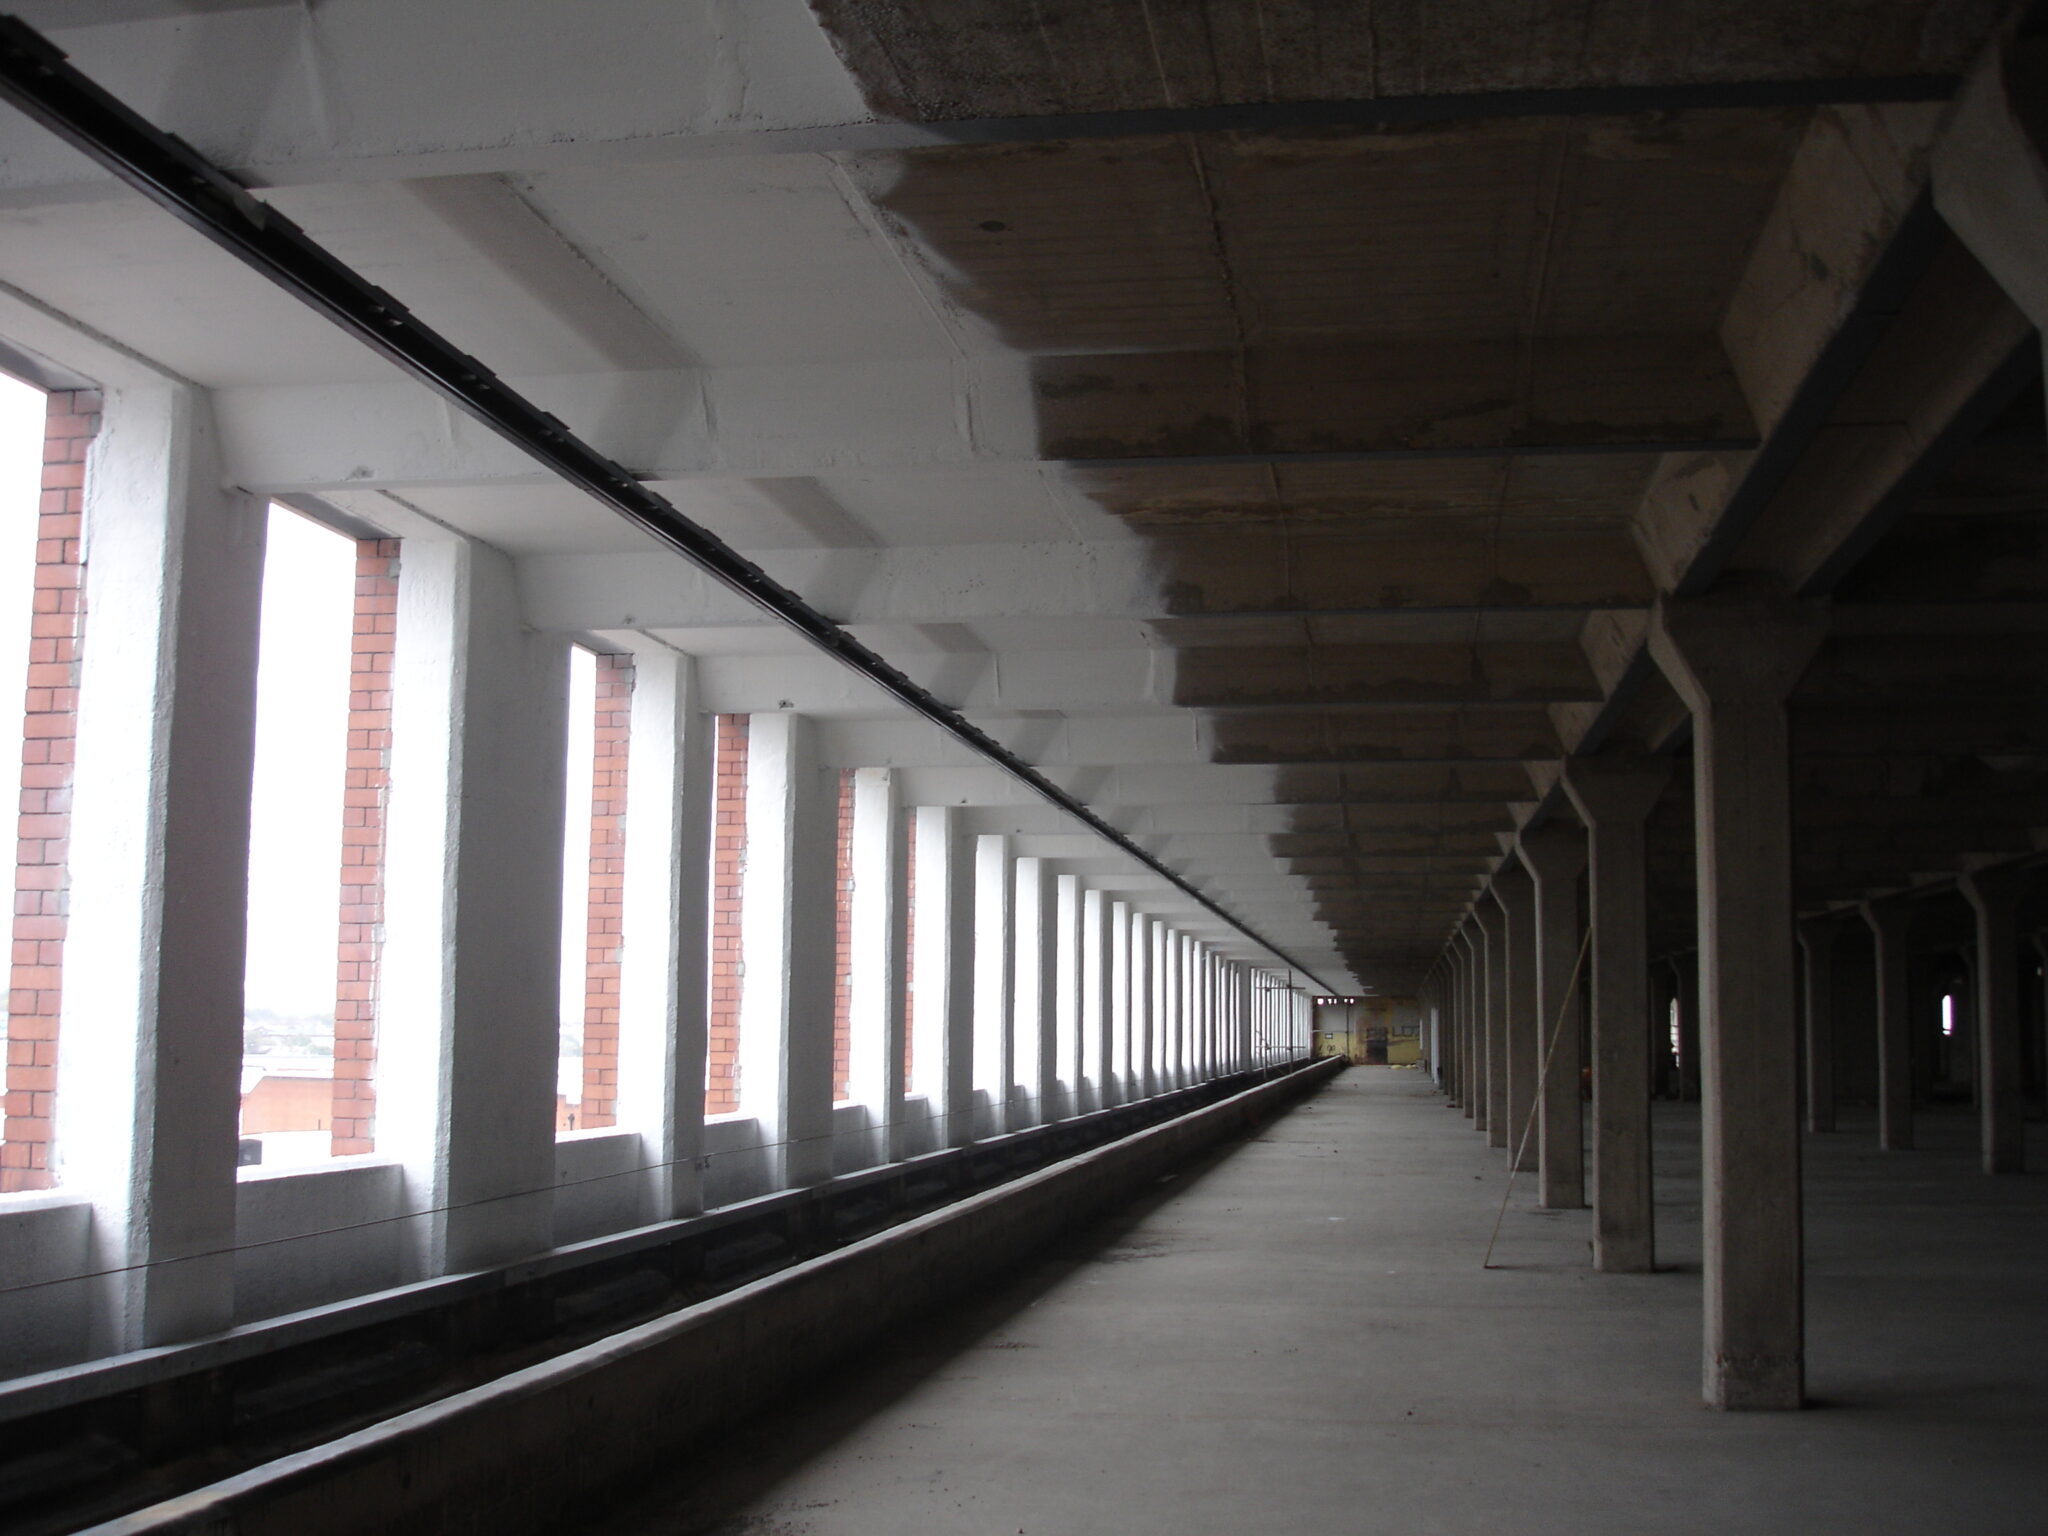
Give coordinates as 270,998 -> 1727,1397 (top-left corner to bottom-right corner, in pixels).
241,505 -> 358,1168
832,768 -> 853,1104
706,714 -> 748,1115
902,811 -> 916,1090
331,536 -> 399,1155
562,650 -> 632,1132
0,376 -> 84,1192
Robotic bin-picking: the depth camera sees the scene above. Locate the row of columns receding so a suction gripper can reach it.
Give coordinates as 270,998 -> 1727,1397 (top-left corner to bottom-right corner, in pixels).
39,381 -> 1313,1360
1421,592 -> 2039,1412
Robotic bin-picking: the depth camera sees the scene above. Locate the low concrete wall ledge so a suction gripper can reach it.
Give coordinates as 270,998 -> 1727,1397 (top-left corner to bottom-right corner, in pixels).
85,1057 -> 1341,1536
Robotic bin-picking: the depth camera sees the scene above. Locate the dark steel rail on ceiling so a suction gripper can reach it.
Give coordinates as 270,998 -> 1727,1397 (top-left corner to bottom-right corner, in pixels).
0,14 -> 1338,994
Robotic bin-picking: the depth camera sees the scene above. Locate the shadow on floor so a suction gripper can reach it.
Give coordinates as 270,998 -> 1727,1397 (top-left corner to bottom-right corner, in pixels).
577,1096 -> 1326,1535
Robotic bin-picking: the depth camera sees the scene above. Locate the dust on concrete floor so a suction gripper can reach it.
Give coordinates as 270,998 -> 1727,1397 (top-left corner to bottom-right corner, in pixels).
584,1068 -> 2048,1536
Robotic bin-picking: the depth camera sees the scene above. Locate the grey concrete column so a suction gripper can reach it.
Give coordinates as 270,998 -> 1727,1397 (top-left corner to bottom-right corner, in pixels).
1446,932 -> 1468,1109
1859,898 -> 1915,1153
1474,901 -> 1507,1146
1463,925 -> 1484,1111
1495,864 -> 1537,1169
614,643 -> 713,1221
1960,864 -> 2029,1174
910,805 -> 975,1149
1563,754 -> 1670,1273
1796,915 -> 1846,1136
847,767 -> 907,1164
56,385 -> 266,1349
1473,897 -> 1508,1148
1650,589 -> 1826,1412
1450,928 -> 1473,1117
1517,822 -> 1589,1211
1467,922 -> 1486,1118
1425,974 -> 1441,1081
737,712 -> 837,1189
971,834 -> 1014,1136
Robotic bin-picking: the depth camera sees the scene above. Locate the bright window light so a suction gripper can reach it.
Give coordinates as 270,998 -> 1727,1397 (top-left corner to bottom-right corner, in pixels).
558,644 -> 596,1129
241,505 -> 356,1168
1941,992 -> 1956,1039
0,372 -> 43,1165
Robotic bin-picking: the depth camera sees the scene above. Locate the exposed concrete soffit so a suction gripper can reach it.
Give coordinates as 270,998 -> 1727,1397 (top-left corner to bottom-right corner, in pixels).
1558,91 -> 2032,763
0,0 -> 1958,205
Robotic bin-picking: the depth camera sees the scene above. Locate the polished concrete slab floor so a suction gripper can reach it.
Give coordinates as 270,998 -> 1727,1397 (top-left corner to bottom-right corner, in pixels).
593,1068 -> 2048,1535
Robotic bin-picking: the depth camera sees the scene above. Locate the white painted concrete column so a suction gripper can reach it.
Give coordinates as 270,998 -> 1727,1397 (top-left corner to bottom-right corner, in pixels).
56,384 -> 264,1351
1650,590 -> 1827,1411
911,806 -> 975,1149
1011,856 -> 1056,1129
735,712 -> 836,1189
1082,887 -> 1113,1108
1055,874 -> 1082,1115
1182,937 -> 1198,1079
1960,863 -> 2029,1175
1152,921 -> 1171,1089
971,833 -> 1014,1137
1562,754 -> 1670,1274
1133,912 -> 1156,1096
1200,948 -> 1217,1079
614,643 -> 713,1222
1163,930 -> 1183,1088
1110,900 -> 1134,1098
381,535 -> 566,1279
847,767 -> 907,1166
1795,914 -> 1845,1137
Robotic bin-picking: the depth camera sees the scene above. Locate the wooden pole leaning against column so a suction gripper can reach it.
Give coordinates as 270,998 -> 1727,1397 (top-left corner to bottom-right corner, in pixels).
1562,752 -> 1671,1274
1649,586 -> 1827,1412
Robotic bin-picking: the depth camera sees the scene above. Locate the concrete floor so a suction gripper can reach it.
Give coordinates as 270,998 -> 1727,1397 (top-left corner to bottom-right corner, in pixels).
594,1067 -> 2048,1535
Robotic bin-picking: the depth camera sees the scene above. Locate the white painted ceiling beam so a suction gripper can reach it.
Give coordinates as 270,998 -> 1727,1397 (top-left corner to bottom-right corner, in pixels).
224,360 -> 1037,491
0,0 -> 872,204
683,647 -> 1170,718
